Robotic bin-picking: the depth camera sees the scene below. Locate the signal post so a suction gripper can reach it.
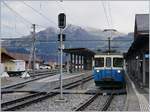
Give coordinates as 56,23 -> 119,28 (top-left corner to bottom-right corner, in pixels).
58,13 -> 66,101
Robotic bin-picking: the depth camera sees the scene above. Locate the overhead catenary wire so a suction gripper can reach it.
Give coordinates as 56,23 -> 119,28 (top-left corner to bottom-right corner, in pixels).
2,1 -> 33,38
2,1 -> 32,25
22,1 -> 57,26
2,2 -> 132,50
101,1 -> 110,28
56,0 -> 79,25
2,46 -> 131,50
2,1 -> 49,32
107,1 -> 113,29
2,24 -> 27,36
0,39 -> 133,42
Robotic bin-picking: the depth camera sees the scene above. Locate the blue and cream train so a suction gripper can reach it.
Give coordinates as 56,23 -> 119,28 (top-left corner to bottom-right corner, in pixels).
92,53 -> 126,88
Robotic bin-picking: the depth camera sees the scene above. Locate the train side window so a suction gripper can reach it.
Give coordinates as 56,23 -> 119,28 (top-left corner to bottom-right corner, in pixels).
113,58 -> 123,67
95,58 -> 104,67
106,57 -> 111,67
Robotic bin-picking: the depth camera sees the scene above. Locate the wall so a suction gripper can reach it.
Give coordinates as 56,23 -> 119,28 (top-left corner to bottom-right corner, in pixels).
4,61 -> 15,71
0,63 -> 5,75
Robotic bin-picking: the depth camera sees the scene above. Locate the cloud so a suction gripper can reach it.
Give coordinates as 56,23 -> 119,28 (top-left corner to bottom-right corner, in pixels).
1,1 -> 149,38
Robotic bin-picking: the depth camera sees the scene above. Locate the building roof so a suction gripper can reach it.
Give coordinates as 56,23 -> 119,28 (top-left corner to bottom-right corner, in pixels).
95,52 -> 123,56
8,53 -> 42,63
1,48 -> 42,63
126,14 -> 149,58
135,14 -> 149,33
63,48 -> 95,56
1,48 -> 15,60
1,48 -> 6,53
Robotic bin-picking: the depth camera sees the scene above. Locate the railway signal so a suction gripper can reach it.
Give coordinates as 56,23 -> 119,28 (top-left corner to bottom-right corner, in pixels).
58,13 -> 66,100
58,13 -> 66,29
58,34 -> 66,41
108,37 -> 111,53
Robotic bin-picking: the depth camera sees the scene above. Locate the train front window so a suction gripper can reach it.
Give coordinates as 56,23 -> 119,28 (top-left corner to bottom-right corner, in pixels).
95,58 -> 104,67
113,58 -> 123,67
106,57 -> 111,67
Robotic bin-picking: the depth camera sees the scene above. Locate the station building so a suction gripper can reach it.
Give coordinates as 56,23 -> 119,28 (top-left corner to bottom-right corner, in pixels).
1,48 -> 15,74
7,52 -> 42,69
1,48 -> 15,63
63,48 -> 95,72
1,48 -> 42,70
125,14 -> 149,87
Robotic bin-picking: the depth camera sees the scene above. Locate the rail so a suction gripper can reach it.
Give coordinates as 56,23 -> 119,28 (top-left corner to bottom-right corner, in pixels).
74,93 -> 114,111
1,70 -> 64,90
1,75 -> 92,111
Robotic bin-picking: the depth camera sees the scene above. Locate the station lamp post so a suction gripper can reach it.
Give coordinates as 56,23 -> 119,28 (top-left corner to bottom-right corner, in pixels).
58,13 -> 66,100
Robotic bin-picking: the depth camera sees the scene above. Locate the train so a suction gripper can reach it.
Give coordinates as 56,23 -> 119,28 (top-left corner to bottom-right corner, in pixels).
92,53 -> 126,88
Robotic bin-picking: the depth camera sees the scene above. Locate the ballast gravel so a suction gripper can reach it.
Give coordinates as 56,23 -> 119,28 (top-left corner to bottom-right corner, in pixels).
84,95 -> 109,111
71,79 -> 95,90
1,92 -> 30,103
107,95 -> 127,111
18,94 -> 93,111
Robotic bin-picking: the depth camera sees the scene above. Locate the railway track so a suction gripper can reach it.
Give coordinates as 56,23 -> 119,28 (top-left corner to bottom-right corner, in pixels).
74,93 -> 99,111
1,76 -> 92,111
101,94 -> 114,111
74,93 -> 114,111
1,70 -> 64,91
28,69 -> 62,77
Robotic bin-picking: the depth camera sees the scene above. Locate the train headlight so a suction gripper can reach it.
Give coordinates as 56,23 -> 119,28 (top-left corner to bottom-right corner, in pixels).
117,70 -> 121,73
96,70 -> 99,72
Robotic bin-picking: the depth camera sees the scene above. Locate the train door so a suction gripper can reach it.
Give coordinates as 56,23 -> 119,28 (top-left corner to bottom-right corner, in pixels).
105,56 -> 113,79
105,57 -> 112,68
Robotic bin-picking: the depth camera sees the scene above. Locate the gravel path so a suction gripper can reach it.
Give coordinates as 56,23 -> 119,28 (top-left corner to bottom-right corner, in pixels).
84,95 -> 109,111
107,95 -> 127,111
18,94 -> 93,111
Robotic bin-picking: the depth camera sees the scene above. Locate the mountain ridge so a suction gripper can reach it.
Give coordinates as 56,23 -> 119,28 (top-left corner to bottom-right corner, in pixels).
2,24 -> 133,62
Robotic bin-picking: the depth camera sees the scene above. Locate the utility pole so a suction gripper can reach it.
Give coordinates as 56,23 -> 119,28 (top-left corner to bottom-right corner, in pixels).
103,29 -> 115,53
0,1 -> 1,64
108,37 -> 111,53
0,18 -> 1,64
32,24 -> 36,77
66,53 -> 70,74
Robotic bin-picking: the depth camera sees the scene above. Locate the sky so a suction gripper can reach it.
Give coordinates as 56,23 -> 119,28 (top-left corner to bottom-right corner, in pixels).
1,1 -> 149,38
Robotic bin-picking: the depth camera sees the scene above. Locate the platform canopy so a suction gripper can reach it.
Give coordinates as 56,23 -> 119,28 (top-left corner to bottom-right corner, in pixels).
63,48 -> 95,56
126,14 -> 149,58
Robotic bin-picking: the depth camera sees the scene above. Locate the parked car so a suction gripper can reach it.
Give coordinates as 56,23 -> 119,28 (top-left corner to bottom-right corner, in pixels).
39,65 -> 51,69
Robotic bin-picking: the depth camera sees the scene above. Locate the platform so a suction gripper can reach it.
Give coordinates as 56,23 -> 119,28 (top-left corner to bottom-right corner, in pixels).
124,72 -> 149,111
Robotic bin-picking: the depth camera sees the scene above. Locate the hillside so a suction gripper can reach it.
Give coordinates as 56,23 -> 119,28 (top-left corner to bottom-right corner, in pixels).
2,24 -> 133,62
